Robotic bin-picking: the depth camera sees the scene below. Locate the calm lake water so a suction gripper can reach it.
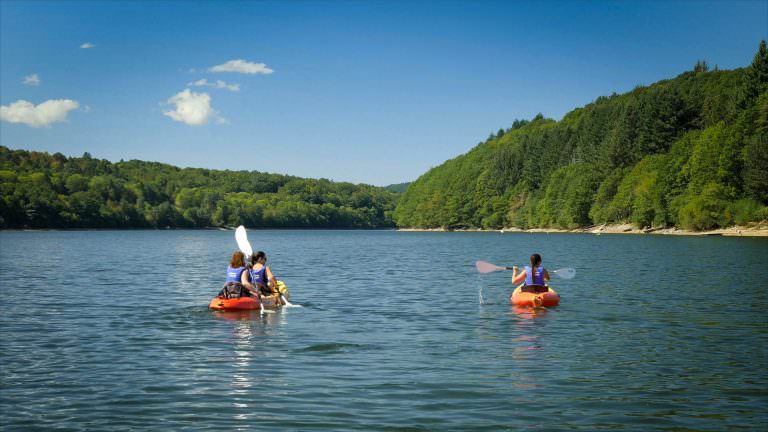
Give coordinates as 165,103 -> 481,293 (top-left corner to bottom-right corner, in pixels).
1,230 -> 766,431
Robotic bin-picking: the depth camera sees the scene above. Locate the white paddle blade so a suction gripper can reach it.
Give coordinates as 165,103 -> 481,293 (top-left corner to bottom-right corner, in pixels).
235,225 -> 253,257
476,260 -> 506,273
554,267 -> 576,279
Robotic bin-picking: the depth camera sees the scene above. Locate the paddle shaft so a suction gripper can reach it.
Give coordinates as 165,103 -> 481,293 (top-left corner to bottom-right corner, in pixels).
475,260 -> 575,279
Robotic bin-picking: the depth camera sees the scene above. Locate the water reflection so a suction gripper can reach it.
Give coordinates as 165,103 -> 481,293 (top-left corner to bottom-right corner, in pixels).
511,305 -> 550,320
211,309 -> 289,326
219,309 -> 291,425
505,305 -> 550,396
5,231 -> 766,431
508,305 -> 550,360
231,320 -> 255,422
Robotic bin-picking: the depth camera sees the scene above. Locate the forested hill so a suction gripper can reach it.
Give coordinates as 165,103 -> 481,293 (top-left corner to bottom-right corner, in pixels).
385,182 -> 411,193
394,41 -> 768,231
0,147 -> 397,229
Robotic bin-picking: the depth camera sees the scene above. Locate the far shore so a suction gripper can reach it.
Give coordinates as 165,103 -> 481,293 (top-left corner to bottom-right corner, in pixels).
4,224 -> 767,237
398,223 -> 768,237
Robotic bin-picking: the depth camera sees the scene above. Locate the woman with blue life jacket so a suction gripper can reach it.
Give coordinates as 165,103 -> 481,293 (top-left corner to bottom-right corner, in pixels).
511,253 -> 550,293
248,251 -> 282,302
219,251 -> 259,298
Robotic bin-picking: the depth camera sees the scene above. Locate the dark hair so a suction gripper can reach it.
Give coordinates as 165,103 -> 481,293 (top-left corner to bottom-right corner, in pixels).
250,251 -> 266,266
230,251 -> 245,268
530,253 -> 542,283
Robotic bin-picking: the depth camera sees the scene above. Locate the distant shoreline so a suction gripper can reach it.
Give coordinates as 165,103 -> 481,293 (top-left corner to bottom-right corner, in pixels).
0,227 -> 398,232
398,223 -> 768,237
4,224 -> 767,237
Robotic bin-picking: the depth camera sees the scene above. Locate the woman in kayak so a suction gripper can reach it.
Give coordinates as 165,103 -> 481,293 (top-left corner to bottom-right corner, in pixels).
219,251 -> 259,298
511,253 -> 550,293
248,251 -> 283,304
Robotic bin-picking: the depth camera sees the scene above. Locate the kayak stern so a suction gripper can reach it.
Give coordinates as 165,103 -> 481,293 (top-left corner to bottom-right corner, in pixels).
510,285 -> 560,308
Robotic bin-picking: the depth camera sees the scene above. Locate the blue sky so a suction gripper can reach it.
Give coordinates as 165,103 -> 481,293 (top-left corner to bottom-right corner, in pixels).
1,0 -> 766,186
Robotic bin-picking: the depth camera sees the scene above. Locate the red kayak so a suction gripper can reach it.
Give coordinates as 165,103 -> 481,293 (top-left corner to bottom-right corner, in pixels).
208,294 -> 282,311
510,285 -> 560,308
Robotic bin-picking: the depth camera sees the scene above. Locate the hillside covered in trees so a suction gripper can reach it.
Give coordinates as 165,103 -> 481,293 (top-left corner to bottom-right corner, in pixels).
3,42 -> 766,232
394,41 -> 768,231
0,147 -> 397,229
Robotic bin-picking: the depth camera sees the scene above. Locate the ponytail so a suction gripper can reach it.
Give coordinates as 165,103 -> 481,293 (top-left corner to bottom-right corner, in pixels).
530,253 -> 542,284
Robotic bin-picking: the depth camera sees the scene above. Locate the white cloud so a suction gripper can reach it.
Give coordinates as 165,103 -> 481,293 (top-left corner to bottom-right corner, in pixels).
23,74 -> 40,86
209,59 -> 273,75
187,78 -> 240,92
1,99 -> 79,128
80,42 -> 95,49
163,89 -> 224,126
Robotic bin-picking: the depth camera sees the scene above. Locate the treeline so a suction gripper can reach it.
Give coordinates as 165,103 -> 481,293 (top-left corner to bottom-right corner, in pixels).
0,148 -> 398,229
385,182 -> 411,193
394,41 -> 768,231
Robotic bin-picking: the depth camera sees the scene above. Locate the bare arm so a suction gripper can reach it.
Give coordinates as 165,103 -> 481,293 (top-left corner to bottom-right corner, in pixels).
265,266 -> 285,305
543,269 -> 551,282
511,267 -> 526,285
265,266 -> 277,290
240,269 -> 258,295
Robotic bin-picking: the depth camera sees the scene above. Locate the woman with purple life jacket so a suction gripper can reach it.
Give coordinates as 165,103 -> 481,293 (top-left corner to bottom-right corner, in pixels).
511,253 -> 551,293
247,251 -> 284,304
218,251 -> 259,299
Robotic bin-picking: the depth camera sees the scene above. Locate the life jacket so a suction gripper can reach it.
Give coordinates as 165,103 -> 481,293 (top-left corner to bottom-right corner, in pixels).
225,266 -> 246,283
524,265 -> 546,286
249,265 -> 267,286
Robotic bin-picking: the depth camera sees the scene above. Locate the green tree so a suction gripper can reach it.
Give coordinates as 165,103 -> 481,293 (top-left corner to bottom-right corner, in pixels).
742,39 -> 768,104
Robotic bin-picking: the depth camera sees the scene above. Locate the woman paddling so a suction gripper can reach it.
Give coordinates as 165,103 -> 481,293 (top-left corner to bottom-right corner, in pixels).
219,251 -> 259,298
510,253 -> 553,308
511,253 -> 551,293
248,251 -> 284,305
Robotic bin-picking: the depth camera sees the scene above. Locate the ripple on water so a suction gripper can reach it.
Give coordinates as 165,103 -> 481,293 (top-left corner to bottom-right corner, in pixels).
1,231 -> 767,430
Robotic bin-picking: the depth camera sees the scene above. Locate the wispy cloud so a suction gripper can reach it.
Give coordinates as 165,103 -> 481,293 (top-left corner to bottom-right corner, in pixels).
209,59 -> 273,75
188,79 -> 240,92
80,42 -> 95,49
1,99 -> 80,128
163,89 -> 224,126
23,74 -> 40,86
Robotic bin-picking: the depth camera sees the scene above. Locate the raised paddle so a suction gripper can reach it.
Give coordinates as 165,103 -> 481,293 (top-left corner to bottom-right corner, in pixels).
234,225 -> 261,303
235,225 -> 253,258
475,260 -> 576,279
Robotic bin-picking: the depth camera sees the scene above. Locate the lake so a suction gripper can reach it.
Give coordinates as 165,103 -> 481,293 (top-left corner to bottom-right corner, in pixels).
1,230 -> 766,431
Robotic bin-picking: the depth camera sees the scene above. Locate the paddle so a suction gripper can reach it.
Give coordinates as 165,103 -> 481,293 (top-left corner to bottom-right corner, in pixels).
235,225 -> 253,258
235,225 -> 292,307
475,260 -> 576,279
